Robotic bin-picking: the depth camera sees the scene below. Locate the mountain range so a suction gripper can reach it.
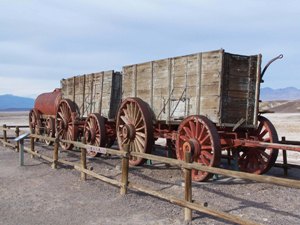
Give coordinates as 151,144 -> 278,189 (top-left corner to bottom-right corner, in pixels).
0,87 -> 299,111
0,94 -> 34,111
260,87 -> 300,101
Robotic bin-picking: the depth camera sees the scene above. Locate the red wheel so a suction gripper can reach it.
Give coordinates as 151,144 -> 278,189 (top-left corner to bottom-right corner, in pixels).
45,117 -> 55,145
176,115 -> 221,182
84,113 -> 106,157
238,116 -> 278,174
29,109 -> 42,141
55,99 -> 78,150
116,98 -> 154,166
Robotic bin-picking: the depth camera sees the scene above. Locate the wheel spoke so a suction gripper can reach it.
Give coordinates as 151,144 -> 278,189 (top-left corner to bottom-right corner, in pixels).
259,129 -> 268,139
200,133 -> 210,145
183,126 -> 193,139
189,120 -> 196,136
198,125 -> 205,141
121,115 -> 129,124
134,139 -> 143,152
179,135 -> 189,142
136,135 -> 145,149
136,131 -> 146,138
200,154 -> 210,166
202,150 -> 213,160
195,120 -> 200,139
135,115 -> 143,127
136,125 -> 145,131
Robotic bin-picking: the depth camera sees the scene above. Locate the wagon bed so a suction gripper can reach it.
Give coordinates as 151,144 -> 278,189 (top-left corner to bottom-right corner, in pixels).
122,49 -> 261,128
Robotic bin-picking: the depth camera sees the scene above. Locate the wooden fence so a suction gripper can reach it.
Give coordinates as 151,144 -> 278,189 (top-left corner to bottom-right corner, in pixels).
1,124 -> 300,225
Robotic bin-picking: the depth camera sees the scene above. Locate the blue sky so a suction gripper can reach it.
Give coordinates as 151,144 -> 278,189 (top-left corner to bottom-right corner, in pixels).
0,0 -> 299,98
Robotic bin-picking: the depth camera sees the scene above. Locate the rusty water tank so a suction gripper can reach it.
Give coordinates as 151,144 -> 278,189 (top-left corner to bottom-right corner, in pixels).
34,88 -> 62,115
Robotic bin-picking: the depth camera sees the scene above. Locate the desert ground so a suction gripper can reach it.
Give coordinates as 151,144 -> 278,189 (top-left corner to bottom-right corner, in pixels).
0,111 -> 300,225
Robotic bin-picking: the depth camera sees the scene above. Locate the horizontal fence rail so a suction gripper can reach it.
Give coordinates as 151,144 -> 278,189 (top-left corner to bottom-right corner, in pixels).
1,124 -> 300,224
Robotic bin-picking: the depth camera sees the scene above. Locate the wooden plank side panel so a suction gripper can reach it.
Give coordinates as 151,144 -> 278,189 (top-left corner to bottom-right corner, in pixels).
92,73 -> 103,115
60,71 -> 120,120
109,72 -> 122,119
101,72 -> 113,118
199,51 -> 223,123
60,77 -> 74,101
122,50 -> 224,123
153,59 -> 169,120
74,75 -> 84,116
221,54 -> 259,127
136,62 -> 152,104
122,66 -> 134,98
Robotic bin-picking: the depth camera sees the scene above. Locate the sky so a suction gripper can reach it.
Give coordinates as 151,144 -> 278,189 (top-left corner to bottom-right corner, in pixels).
0,0 -> 299,98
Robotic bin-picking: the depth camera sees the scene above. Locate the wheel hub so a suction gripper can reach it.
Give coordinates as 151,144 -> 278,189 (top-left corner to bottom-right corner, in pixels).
182,139 -> 201,158
122,124 -> 136,140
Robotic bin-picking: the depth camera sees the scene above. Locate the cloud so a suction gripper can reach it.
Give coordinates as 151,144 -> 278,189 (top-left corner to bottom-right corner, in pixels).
0,0 -> 299,96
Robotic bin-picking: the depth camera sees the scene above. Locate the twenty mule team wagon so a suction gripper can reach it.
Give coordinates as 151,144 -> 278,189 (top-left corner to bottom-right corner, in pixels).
29,49 -> 282,181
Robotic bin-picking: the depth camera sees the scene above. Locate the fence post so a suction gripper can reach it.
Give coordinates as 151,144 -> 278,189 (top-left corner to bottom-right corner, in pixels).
19,139 -> 24,166
184,151 -> 192,223
30,136 -> 35,158
3,124 -> 7,146
281,136 -> 288,176
15,126 -> 20,152
51,136 -> 59,169
120,144 -> 130,195
81,137 -> 87,181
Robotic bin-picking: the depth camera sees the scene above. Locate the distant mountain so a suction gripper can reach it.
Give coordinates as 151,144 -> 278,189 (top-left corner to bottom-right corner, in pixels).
260,87 -> 300,101
0,94 -> 34,111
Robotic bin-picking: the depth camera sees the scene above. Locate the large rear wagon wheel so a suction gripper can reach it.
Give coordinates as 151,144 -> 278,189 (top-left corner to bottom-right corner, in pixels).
55,99 -> 78,150
238,116 -> 278,174
84,113 -> 106,157
116,98 -> 154,166
29,109 -> 42,141
176,115 -> 221,182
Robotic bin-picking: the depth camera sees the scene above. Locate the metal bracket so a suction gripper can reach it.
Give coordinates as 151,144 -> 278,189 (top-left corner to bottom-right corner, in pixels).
14,133 -> 30,166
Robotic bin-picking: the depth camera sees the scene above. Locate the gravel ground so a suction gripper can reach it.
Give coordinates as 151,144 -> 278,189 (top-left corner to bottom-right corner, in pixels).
1,142 -> 300,225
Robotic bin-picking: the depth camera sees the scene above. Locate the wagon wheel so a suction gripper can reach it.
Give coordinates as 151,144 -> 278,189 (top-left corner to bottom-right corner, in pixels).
176,115 -> 221,182
83,113 -> 106,157
238,116 -> 278,174
116,97 -> 154,166
55,99 -> 78,150
29,109 -> 42,141
45,117 -> 55,146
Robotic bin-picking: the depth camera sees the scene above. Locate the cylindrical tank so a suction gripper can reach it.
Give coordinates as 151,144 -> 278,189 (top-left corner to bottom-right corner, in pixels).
34,88 -> 62,115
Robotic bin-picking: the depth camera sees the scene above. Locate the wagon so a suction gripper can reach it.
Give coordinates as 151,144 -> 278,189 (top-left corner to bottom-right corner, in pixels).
117,49 -> 283,181
29,48 -> 283,182
29,71 -> 122,156
29,88 -> 62,145
56,71 -> 122,154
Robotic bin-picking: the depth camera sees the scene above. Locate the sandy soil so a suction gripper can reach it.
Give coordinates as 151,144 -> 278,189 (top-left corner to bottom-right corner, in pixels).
1,112 -> 300,225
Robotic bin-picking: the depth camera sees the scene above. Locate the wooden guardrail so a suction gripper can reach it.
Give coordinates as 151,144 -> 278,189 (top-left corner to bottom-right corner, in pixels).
1,125 -> 300,224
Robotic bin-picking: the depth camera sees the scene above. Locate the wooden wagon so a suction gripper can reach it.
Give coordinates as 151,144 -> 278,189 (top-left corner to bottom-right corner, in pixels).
117,49 -> 282,181
29,48 -> 283,182
55,71 -> 122,154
